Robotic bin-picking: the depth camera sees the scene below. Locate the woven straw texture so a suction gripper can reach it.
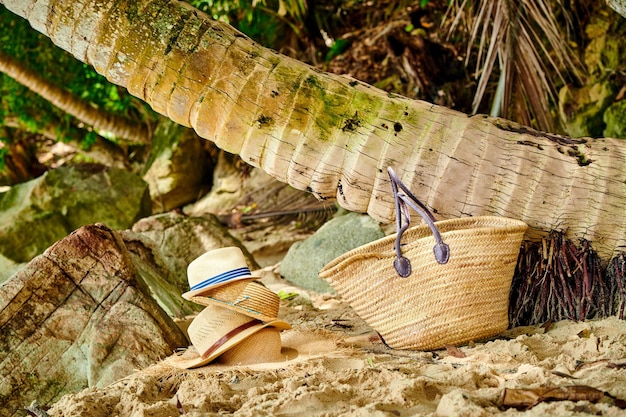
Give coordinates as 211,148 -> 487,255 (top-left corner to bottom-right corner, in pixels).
189,280 -> 281,322
319,216 -> 527,350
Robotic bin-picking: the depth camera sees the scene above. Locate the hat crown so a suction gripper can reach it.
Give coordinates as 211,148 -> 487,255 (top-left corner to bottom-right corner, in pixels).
187,247 -> 252,294
187,306 -> 261,360
172,304 -> 289,368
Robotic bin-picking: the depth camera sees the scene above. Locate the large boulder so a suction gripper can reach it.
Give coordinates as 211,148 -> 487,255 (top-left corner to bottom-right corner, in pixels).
142,120 -> 212,213
184,151 -> 336,266
183,150 -> 268,217
129,212 -> 274,319
280,212 -> 385,293
0,224 -> 188,417
131,211 -> 260,294
115,229 -> 200,319
0,163 -> 150,269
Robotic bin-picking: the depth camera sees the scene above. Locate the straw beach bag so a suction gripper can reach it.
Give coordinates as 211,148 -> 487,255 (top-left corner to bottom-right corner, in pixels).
319,167 -> 528,350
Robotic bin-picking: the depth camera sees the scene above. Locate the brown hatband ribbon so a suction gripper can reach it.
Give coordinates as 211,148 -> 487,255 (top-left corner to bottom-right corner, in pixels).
201,319 -> 262,359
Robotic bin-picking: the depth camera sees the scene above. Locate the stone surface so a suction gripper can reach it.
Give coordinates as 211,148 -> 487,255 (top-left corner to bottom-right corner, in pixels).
558,82 -> 616,138
143,120 -> 213,213
131,211 -> 260,293
0,224 -> 188,417
0,163 -> 151,264
280,212 -> 385,293
183,150 -> 273,217
117,229 -> 200,319
183,150 -> 337,267
0,253 -> 21,284
229,222 -> 318,268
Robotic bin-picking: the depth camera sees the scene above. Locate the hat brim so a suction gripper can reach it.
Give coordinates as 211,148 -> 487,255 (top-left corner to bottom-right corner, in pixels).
181,276 -> 257,300
188,293 -> 282,322
168,319 -> 291,369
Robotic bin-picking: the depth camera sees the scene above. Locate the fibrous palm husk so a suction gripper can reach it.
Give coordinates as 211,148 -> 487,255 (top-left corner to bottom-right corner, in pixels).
509,232 -> 626,327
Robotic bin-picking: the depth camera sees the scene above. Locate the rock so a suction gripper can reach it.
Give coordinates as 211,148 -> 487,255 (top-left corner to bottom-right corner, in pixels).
0,253 -> 21,284
117,229 -> 200,319
280,212 -> 385,293
184,150 -> 337,267
131,211 -> 259,285
558,82 -> 617,138
0,224 -> 188,417
0,163 -> 150,265
183,150 -> 271,217
229,222 -> 319,268
603,99 -> 626,138
143,119 -> 213,213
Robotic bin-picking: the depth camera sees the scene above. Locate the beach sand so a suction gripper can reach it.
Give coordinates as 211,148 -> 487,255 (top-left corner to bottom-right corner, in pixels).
47,270 -> 626,417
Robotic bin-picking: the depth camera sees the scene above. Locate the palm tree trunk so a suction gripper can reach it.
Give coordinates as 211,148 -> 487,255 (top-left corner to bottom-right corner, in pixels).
2,0 -> 625,260
0,50 -> 149,144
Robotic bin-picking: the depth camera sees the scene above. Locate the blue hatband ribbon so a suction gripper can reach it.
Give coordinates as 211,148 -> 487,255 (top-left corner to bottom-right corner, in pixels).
190,267 -> 251,291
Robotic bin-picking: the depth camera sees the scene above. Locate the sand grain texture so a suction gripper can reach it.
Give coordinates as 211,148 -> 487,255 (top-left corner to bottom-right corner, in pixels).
47,277 -> 626,417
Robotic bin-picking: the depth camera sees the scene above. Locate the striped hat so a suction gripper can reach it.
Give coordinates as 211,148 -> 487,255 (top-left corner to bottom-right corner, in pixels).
182,247 -> 257,300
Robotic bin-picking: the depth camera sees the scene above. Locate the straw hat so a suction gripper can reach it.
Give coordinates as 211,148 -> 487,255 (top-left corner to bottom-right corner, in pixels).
189,280 -> 283,322
214,327 -> 298,365
182,247 -> 258,300
169,305 -> 291,369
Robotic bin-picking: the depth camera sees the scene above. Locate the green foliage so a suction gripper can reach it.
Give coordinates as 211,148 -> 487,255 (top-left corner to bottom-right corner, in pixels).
448,0 -> 583,133
82,131 -> 98,150
0,6 -> 153,146
0,140 -> 7,172
187,0 -> 308,48
325,38 -> 350,63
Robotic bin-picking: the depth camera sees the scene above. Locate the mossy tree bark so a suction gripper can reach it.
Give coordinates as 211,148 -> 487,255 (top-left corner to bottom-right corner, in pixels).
2,0 -> 625,259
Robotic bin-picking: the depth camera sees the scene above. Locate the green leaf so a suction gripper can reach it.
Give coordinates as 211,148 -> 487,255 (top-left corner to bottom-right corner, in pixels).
277,290 -> 299,300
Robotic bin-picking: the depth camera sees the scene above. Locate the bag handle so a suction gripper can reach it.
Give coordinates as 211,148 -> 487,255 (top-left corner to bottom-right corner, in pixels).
388,167 -> 450,277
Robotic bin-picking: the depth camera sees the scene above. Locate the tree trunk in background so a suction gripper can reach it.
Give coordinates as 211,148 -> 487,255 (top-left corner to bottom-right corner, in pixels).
0,50 -> 150,144
1,0 -> 625,260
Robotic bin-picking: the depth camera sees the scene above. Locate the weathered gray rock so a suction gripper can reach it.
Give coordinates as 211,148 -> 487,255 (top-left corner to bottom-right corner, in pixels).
131,211 -> 260,294
0,163 -> 150,265
280,212 -> 385,293
116,229 -> 200,319
183,150 -> 338,267
0,224 -> 188,417
143,120 -> 212,213
0,253 -> 21,284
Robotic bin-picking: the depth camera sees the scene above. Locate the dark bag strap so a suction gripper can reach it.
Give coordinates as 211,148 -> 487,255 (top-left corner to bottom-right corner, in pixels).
388,167 -> 450,277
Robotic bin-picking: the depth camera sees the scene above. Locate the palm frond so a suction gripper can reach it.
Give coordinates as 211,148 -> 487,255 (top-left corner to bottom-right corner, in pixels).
449,0 -> 584,133
218,176 -> 337,231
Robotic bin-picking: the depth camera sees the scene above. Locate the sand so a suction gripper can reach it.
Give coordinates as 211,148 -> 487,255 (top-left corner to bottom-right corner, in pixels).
47,271 -> 626,417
